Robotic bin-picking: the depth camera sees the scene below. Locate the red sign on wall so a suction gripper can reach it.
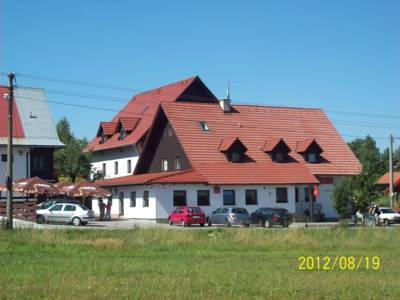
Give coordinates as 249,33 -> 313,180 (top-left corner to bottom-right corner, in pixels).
213,185 -> 220,193
313,185 -> 319,198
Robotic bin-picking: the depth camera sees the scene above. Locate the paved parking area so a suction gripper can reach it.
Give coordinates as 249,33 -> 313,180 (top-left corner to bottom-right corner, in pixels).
3,216 -> 399,230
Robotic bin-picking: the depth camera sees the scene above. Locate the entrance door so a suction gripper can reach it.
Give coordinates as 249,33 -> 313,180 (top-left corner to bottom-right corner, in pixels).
119,192 -> 124,216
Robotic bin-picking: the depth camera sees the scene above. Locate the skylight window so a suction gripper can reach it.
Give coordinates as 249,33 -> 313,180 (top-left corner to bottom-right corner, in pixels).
199,121 -> 209,131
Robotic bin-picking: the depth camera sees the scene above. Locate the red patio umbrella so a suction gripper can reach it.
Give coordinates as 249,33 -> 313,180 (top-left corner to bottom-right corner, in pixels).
13,177 -> 60,196
67,181 -> 111,198
54,181 -> 76,196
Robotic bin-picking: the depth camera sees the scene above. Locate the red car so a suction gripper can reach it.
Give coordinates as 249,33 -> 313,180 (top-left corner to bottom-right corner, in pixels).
168,206 -> 207,227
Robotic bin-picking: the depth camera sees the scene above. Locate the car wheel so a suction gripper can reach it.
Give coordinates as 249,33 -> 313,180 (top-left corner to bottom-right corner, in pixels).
224,219 -> 231,228
72,217 -> 81,226
200,223 -> 205,227
384,219 -> 390,226
264,219 -> 271,228
168,218 -> 173,226
36,215 -> 45,224
181,220 -> 187,227
207,218 -> 212,227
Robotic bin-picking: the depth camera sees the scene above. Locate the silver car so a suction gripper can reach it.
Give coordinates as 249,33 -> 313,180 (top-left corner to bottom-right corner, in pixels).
36,203 -> 95,226
207,207 -> 250,227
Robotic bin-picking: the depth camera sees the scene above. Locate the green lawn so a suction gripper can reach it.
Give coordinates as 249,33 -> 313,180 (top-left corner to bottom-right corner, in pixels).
0,227 -> 399,299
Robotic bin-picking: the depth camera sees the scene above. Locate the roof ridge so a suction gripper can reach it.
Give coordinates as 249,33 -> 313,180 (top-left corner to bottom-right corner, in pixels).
133,76 -> 198,98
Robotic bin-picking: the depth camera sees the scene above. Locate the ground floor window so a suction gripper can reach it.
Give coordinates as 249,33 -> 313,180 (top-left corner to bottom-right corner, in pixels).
173,190 -> 187,206
197,190 -> 210,206
130,191 -> 136,207
245,189 -> 257,205
143,191 -> 149,207
276,187 -> 288,203
223,190 -> 235,205
295,187 -> 299,203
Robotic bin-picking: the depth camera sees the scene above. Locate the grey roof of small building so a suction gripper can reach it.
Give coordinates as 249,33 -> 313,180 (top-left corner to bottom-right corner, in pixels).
0,87 -> 63,147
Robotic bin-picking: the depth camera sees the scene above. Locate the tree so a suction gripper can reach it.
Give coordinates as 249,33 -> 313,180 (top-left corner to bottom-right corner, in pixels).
54,118 -> 92,183
348,135 -> 382,210
332,177 -> 353,218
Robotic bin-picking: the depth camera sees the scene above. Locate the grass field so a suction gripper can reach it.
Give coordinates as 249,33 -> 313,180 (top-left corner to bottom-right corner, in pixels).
0,227 -> 399,299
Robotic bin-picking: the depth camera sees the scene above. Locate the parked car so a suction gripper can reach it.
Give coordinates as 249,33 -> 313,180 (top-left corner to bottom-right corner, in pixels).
168,206 -> 207,227
36,203 -> 95,226
207,207 -> 250,227
250,207 -> 292,228
377,207 -> 400,226
37,199 -> 80,210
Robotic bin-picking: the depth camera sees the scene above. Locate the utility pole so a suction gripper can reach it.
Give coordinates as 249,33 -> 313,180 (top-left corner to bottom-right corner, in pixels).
6,73 -> 15,230
389,134 -> 394,209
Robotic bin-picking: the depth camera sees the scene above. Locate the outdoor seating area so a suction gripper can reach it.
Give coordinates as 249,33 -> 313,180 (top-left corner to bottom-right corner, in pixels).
0,176 -> 110,221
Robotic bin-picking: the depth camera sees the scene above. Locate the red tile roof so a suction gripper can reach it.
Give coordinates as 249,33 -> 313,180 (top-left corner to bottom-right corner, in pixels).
96,169 -> 206,187
86,76 -> 203,152
219,137 -> 247,152
377,172 -> 400,186
161,102 -> 361,180
100,122 -> 118,136
296,139 -> 322,153
120,117 -> 140,132
0,86 -> 25,138
263,138 -> 288,152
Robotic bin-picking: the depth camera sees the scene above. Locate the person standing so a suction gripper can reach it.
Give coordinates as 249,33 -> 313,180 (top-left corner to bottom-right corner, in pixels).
98,198 -> 105,221
105,198 -> 112,221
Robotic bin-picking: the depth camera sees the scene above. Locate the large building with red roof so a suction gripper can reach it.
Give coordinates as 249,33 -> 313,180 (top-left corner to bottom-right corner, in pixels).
89,76 -> 361,221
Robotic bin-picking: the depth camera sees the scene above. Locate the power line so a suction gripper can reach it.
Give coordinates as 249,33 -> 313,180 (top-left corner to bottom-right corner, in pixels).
14,95 -> 393,141
15,73 -> 144,93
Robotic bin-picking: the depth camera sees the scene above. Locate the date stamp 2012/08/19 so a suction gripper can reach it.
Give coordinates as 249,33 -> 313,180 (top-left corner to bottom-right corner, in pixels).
298,256 -> 380,271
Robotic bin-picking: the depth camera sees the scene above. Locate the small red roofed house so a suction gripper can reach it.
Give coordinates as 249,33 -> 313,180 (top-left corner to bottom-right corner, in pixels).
88,77 -> 361,221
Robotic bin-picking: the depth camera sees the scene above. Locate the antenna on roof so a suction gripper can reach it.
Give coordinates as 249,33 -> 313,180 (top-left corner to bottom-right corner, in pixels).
227,80 -> 231,100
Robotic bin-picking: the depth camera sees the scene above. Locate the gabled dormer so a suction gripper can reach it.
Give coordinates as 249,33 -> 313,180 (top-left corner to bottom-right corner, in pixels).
118,117 -> 140,141
219,137 -> 247,163
97,122 -> 118,144
263,138 -> 291,163
296,139 -> 323,163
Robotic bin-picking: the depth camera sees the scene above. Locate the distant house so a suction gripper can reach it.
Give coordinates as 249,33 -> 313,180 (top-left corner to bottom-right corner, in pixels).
0,86 -> 63,190
89,77 -> 361,220
377,172 -> 400,201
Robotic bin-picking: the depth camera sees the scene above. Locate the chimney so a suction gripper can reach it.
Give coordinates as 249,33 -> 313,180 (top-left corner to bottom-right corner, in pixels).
219,80 -> 232,112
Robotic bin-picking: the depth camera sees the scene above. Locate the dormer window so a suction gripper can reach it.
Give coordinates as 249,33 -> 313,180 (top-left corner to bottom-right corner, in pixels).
100,134 -> 108,144
308,153 -> 317,163
275,152 -> 284,163
219,137 -> 247,163
199,121 -> 209,131
263,138 -> 291,163
119,130 -> 127,141
231,152 -> 241,162
296,139 -> 323,164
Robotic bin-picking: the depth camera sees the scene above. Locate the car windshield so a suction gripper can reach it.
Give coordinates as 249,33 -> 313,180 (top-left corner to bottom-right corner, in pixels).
381,208 -> 396,214
40,202 -> 54,210
232,208 -> 248,214
187,207 -> 201,213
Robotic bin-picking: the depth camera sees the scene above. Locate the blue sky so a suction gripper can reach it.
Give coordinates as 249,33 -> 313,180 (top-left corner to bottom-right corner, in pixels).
1,0 -> 399,149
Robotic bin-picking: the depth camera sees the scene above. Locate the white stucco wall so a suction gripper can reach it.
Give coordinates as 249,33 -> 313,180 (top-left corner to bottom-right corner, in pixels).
154,184 -> 296,219
92,185 -> 157,219
93,184 -> 296,220
91,178 -> 348,220
90,146 -> 139,179
0,146 -> 31,185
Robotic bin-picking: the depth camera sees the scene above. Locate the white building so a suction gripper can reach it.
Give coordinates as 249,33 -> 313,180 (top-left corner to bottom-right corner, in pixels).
0,86 -> 63,195
90,77 -> 361,221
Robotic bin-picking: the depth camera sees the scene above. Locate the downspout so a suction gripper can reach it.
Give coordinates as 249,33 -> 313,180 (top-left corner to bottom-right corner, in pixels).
26,150 -> 30,178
